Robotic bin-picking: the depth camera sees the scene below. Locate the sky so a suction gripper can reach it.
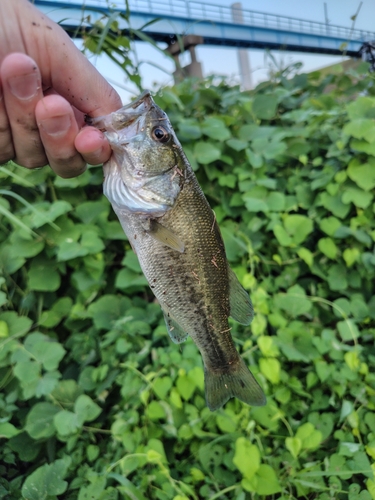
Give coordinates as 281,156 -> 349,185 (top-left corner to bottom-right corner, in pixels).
78,0 -> 375,102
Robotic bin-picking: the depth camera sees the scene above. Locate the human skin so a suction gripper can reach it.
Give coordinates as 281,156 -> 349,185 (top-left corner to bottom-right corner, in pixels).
0,0 -> 123,178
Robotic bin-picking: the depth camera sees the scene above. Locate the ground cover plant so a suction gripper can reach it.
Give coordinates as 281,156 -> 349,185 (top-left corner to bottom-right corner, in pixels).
1,62 -> 375,499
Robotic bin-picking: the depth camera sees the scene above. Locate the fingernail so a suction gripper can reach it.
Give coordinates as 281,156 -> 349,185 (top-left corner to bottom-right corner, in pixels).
8,71 -> 40,100
39,115 -> 71,137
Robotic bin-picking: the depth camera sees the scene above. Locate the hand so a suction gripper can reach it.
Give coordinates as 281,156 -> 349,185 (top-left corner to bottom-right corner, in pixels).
0,0 -> 122,178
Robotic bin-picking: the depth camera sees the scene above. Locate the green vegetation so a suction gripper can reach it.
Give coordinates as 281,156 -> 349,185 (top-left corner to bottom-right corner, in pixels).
1,62 -> 375,499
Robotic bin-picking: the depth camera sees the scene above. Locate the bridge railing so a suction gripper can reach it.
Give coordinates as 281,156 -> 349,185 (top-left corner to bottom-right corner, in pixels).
35,0 -> 375,42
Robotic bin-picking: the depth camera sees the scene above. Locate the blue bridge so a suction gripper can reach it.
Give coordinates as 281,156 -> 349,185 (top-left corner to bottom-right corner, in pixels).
34,0 -> 375,57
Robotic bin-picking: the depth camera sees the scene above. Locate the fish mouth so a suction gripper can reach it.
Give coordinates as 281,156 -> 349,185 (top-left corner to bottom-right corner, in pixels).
85,90 -> 154,132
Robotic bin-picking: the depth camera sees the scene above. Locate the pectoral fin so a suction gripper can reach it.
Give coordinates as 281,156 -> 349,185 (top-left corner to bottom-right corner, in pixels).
163,312 -> 188,344
145,220 -> 185,253
228,267 -> 254,325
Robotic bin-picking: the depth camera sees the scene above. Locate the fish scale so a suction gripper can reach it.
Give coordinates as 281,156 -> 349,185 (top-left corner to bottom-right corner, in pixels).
88,91 -> 266,411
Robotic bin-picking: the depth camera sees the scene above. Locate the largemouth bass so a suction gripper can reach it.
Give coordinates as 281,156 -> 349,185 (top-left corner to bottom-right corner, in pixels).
88,91 -> 266,411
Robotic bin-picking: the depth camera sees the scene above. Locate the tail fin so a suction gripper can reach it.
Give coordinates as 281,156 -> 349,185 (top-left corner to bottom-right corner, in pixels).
205,357 -> 266,411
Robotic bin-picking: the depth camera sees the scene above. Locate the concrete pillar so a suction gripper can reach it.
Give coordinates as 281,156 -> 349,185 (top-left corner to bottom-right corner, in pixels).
231,2 -> 252,90
166,35 -> 204,82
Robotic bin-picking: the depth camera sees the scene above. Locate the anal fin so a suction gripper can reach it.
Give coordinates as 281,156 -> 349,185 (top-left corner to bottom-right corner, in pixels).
163,312 -> 188,344
228,267 -> 254,325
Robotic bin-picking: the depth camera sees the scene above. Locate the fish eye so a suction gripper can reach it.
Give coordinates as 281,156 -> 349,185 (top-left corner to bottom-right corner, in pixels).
152,126 -> 170,143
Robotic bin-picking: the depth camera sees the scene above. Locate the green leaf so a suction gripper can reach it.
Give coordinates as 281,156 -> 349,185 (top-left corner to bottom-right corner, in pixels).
243,196 -> 268,212
259,357 -> 281,384
351,138 -> 375,156
226,138 -> 248,151
221,226 -> 247,261
275,284 -> 312,317
0,311 -> 32,338
75,200 -> 109,224
74,395 -> 102,424
295,422 -> 323,449
344,351 -> 360,371
319,216 -> 342,236
146,401 -> 166,420
28,259 -> 61,291
216,413 -> 237,433
193,141 -> 221,164
56,240 -> 88,261
87,295 -> 132,330
51,380 -> 83,405
347,451 -> 373,478
274,225 -> 292,246
246,148 -> 263,168
0,422 -> 20,439
0,244 -> 25,274
201,117 -> 231,141
54,410 -> 80,436
178,118 -> 202,140
255,464 -> 282,495
318,237 -> 338,259
21,457 -> 71,500
23,200 -> 72,228
320,192 -> 351,219
346,96 -> 375,119
54,168 -> 91,188
286,437 -> 302,458
11,233 -> 44,258
153,376 -> 172,400
35,371 -> 60,397
347,158 -> 375,191
115,268 -> 148,289
218,174 -> 237,188
283,215 -> 313,245
122,250 -> 142,273
25,402 -> 59,439
87,444 -> 100,462
0,320 -> 9,338
333,298 -> 351,318
80,230 -> 105,254
176,374 -> 195,401
337,319 -> 360,341
233,438 -> 260,480
267,192 -> 285,211
24,333 -> 66,371
343,248 -> 360,267
297,247 -> 313,267
39,297 -> 73,328
343,119 -> 375,142
252,94 -> 278,120
327,264 -> 348,291
342,187 -> 373,208
258,336 -> 280,357
13,360 -> 40,399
